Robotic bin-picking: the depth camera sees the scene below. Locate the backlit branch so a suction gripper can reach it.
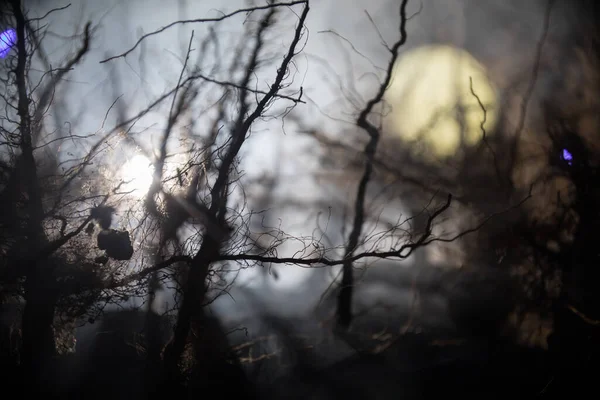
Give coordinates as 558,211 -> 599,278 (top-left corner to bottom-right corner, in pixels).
126,193 -> 452,280
338,0 -> 409,328
100,1 -> 308,64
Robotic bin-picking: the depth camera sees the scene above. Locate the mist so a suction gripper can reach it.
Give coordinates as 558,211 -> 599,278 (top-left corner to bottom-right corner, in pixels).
2,0 -> 599,397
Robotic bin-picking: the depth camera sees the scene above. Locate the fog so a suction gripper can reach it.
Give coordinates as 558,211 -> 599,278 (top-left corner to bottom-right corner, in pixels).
19,0 -> 584,329
3,0 -> 599,396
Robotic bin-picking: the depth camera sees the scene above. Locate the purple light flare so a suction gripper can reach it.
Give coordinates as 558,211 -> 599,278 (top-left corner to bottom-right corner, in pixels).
0,29 -> 16,58
562,148 -> 573,165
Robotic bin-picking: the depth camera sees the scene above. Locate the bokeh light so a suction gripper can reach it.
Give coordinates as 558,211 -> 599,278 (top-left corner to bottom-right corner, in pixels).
562,148 -> 573,165
0,29 -> 16,58
121,154 -> 154,196
385,44 -> 499,158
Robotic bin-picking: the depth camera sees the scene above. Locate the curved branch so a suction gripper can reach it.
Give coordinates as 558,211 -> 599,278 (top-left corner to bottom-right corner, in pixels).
100,1 -> 308,64
338,0 -> 409,328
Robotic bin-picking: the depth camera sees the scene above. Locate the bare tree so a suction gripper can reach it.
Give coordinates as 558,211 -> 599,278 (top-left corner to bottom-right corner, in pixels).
94,1 -> 462,394
0,1 -> 156,390
1,0 -> 522,396
1,0 -> 94,386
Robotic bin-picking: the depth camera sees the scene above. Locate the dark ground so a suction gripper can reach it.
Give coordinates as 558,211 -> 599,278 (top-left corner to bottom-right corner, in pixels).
0,308 -> 559,399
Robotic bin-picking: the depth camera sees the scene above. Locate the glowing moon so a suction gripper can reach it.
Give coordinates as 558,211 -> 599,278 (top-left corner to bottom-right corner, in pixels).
385,44 -> 499,158
121,154 -> 154,196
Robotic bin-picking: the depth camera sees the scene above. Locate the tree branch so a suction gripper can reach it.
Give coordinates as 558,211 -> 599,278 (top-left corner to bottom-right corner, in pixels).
208,2 -> 309,216
31,22 -> 91,144
508,0 -> 553,182
128,194 -> 453,279
99,1 -> 308,64
337,0 -> 409,328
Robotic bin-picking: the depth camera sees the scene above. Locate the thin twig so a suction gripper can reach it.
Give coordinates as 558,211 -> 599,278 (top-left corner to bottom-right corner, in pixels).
509,0 -> 553,174
337,0 -> 409,328
469,76 -> 503,186
100,1 -> 308,64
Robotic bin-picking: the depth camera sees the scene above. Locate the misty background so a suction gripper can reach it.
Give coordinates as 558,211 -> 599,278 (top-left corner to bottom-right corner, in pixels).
18,0 -> 582,344
2,0 -> 598,397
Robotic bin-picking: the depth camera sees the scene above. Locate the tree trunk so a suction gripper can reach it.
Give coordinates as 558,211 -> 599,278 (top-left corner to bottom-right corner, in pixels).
548,193 -> 600,392
162,236 -> 220,388
11,0 -> 58,389
337,261 -> 354,328
21,261 -> 59,390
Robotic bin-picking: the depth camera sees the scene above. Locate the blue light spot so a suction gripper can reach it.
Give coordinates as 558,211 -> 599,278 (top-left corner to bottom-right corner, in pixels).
0,29 -> 16,58
562,148 -> 573,165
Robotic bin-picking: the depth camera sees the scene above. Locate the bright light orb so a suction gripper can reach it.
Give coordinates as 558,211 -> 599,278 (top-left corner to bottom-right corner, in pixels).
384,44 -> 499,158
0,29 -> 16,58
561,148 -> 573,165
121,154 -> 154,196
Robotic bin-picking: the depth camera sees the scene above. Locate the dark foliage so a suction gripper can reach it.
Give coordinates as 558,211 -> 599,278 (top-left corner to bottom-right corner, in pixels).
90,205 -> 116,230
97,229 -> 134,261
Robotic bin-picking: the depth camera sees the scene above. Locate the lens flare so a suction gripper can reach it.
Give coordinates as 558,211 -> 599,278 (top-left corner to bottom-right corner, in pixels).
562,148 -> 573,165
0,29 -> 16,58
121,154 -> 154,196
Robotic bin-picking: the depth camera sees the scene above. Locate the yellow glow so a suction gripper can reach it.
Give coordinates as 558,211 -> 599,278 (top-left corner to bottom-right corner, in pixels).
385,44 -> 498,158
121,154 -> 154,196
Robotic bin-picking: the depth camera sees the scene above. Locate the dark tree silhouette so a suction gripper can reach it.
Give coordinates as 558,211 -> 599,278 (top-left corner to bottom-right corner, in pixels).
6,0 -> 595,398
